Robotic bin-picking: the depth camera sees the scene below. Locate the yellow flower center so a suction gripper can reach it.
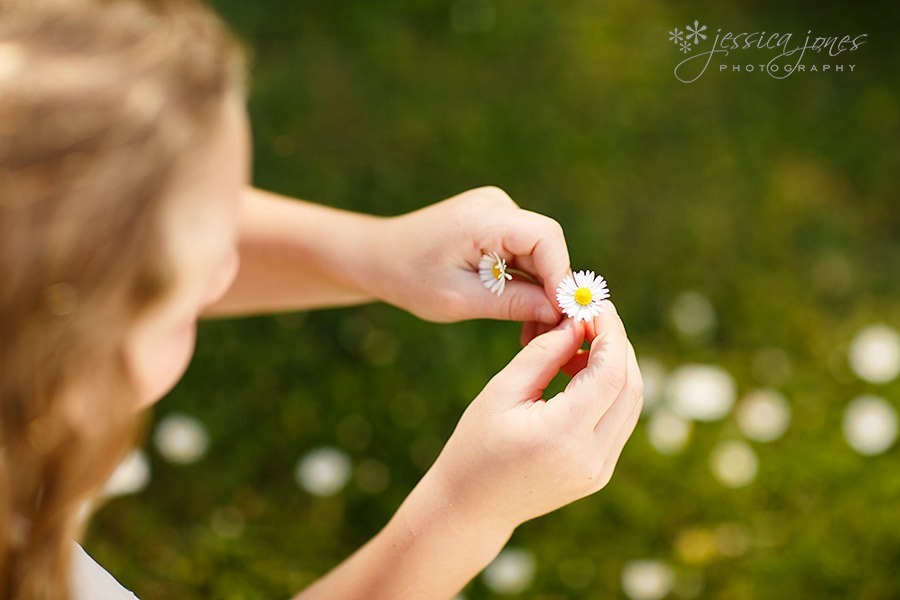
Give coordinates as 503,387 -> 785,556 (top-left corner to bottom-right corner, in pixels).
492,264 -> 503,280
574,287 -> 593,306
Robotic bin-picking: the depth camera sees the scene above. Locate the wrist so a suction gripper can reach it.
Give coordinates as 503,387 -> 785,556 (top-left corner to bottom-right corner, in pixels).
395,466 -> 515,548
381,468 -> 514,589
342,213 -> 403,304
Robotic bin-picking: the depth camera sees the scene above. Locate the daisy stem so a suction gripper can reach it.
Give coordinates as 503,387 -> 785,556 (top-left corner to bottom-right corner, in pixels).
507,268 -> 540,285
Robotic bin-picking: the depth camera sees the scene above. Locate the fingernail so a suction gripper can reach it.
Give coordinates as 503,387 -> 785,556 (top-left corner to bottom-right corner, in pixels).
558,316 -> 575,329
538,304 -> 557,324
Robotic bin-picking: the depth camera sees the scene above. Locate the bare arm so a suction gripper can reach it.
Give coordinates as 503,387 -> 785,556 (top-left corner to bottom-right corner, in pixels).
296,470 -> 512,600
204,186 -> 570,324
204,187 -> 381,316
295,305 -> 643,599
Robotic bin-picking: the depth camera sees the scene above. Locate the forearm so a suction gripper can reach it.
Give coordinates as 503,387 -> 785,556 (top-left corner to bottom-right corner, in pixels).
204,187 -> 386,317
296,470 -> 512,600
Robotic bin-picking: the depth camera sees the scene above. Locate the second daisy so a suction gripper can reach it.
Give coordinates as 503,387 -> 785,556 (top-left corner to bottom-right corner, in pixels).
556,270 -> 610,321
479,251 -> 513,296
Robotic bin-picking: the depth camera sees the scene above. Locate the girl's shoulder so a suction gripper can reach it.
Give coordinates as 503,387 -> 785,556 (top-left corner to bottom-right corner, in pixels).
71,542 -> 140,600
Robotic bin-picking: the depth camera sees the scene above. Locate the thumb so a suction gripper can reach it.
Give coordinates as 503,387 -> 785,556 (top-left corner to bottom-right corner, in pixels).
486,318 -> 585,403
479,280 -> 560,324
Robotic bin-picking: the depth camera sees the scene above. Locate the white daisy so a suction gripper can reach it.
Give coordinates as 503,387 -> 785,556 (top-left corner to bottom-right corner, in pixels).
556,270 -> 610,322
479,251 -> 513,296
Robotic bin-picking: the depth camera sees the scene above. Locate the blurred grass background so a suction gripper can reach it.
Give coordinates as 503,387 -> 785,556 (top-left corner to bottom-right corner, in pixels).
86,0 -> 899,598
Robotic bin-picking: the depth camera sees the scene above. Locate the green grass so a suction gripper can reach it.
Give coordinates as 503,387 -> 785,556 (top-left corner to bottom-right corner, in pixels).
87,1 -> 900,598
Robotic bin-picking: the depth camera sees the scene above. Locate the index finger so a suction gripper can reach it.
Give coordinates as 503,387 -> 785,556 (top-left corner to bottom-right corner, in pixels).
497,210 -> 571,305
560,301 -> 629,423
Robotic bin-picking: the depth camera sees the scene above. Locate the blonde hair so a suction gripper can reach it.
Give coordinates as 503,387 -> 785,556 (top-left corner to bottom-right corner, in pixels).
0,0 -> 243,597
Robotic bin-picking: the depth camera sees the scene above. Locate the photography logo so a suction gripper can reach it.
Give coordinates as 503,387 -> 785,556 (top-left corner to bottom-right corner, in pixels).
669,20 -> 709,54
668,19 -> 868,83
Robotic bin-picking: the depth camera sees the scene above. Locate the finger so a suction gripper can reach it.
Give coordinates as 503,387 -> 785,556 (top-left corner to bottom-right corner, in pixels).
462,276 -> 559,324
488,318 -> 585,403
561,348 -> 590,377
492,211 -> 571,308
592,394 -> 643,489
520,321 -> 539,347
584,316 -> 599,344
562,301 -> 629,422
474,185 -> 520,209
520,319 -> 557,347
559,316 -> 599,376
594,339 -> 643,434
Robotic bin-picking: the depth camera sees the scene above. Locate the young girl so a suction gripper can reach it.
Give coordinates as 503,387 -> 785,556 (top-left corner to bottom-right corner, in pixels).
0,0 -> 643,598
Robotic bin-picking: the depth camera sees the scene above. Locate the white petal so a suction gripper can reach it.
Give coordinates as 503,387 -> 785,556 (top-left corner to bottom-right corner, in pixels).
494,278 -> 506,296
559,283 -> 577,296
573,270 -> 591,287
572,304 -> 601,322
556,276 -> 576,293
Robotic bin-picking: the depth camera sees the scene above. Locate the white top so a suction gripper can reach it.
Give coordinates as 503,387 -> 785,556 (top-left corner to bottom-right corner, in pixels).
70,543 -> 139,600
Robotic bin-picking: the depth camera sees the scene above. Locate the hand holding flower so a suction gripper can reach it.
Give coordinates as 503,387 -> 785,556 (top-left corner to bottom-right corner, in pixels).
362,186 -> 571,324
405,301 -> 643,535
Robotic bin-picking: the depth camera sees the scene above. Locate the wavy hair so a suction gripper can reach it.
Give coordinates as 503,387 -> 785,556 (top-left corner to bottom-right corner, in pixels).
0,0 -> 243,596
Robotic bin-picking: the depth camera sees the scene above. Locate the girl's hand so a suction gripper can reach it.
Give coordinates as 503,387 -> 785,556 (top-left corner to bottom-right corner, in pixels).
367,186 -> 570,324
415,301 -> 643,536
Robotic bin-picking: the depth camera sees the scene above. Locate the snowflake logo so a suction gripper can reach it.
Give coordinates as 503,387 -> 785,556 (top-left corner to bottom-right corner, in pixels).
685,20 -> 708,45
668,19 -> 708,53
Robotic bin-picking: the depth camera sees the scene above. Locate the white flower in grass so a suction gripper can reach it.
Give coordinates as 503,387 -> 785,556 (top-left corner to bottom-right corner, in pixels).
556,270 -> 610,322
479,251 -> 513,296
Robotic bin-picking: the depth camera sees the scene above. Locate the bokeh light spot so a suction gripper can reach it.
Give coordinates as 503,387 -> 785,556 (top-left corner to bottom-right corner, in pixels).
103,449 -> 150,498
154,413 -> 210,465
482,548 -> 535,594
709,440 -> 758,488
735,389 -> 791,442
848,324 -> 900,384
295,447 -> 352,497
621,559 -> 674,600
667,364 -> 736,421
843,395 -> 898,456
